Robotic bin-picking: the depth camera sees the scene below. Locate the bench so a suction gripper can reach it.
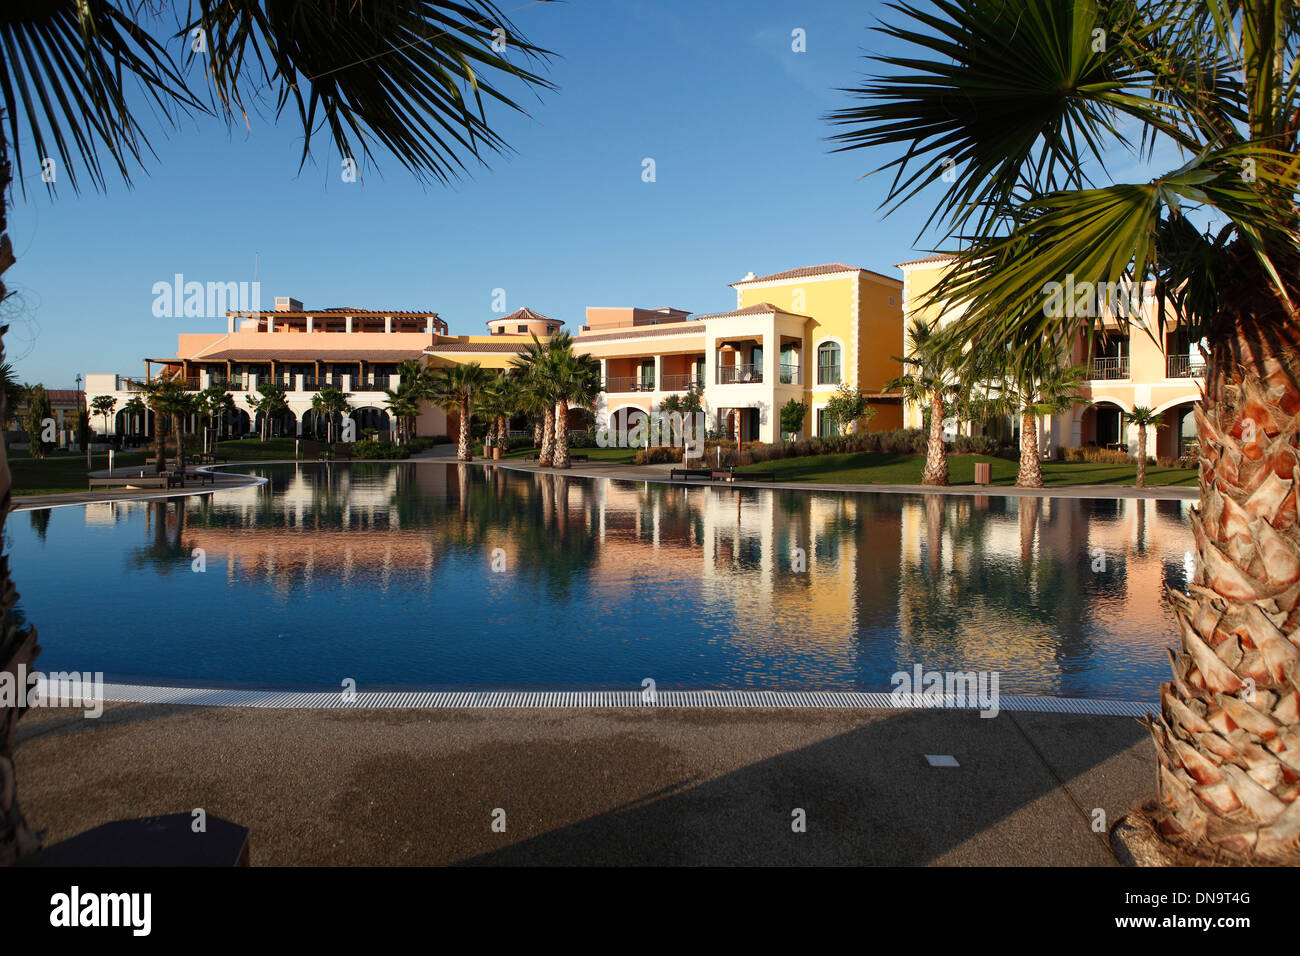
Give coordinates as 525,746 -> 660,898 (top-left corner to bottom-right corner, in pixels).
88,475 -> 169,490
670,468 -> 713,481
165,471 -> 216,488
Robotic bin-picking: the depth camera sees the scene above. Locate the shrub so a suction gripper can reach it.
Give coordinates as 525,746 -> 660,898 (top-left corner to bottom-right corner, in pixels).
1062,445 -> 1131,464
634,446 -> 683,465
353,439 -> 409,460
569,430 -> 597,448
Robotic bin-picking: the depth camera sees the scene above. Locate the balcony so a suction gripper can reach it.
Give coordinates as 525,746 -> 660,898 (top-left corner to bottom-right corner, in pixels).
1167,355 -> 1206,379
660,374 -> 701,392
1088,356 -> 1129,380
603,376 -> 656,393
718,363 -> 763,385
209,376 -> 248,392
779,364 -> 801,385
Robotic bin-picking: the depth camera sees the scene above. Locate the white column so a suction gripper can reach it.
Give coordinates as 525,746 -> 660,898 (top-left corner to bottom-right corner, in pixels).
267,316 -> 275,333
342,375 -> 352,392
307,315 -> 314,333
295,374 -> 305,392
425,317 -> 434,334
384,316 -> 393,334
345,316 -> 353,333
653,355 -> 662,392
227,315 -> 236,333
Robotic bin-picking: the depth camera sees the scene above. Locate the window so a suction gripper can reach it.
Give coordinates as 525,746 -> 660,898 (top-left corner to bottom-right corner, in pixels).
817,342 -> 841,385
816,409 -> 835,438
517,325 -> 528,333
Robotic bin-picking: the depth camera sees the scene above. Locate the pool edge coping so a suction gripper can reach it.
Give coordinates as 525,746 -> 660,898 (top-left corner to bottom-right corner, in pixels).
88,682 -> 1155,717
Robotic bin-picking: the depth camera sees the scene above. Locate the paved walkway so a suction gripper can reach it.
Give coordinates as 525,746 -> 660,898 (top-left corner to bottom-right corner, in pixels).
11,464 -> 263,512
15,702 -> 1152,865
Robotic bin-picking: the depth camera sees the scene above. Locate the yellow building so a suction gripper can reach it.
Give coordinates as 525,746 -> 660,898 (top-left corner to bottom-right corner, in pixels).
898,254 -> 1202,460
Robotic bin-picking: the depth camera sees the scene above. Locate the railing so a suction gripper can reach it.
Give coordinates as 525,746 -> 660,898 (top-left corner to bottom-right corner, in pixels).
718,363 -> 762,385
659,374 -> 701,392
180,377 -> 201,390
1088,356 -> 1130,380
603,376 -> 655,393
116,376 -> 144,392
209,376 -> 247,391
1167,354 -> 1206,379
779,364 -> 801,385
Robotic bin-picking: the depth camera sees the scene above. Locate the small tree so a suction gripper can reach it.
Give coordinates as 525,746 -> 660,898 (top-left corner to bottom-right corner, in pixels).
780,398 -> 807,440
90,394 -> 116,438
1127,406 -> 1167,489
22,385 -> 51,459
75,409 -> 91,452
823,384 -> 875,436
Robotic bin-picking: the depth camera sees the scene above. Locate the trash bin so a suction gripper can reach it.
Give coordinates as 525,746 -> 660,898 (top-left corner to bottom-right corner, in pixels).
974,462 -> 991,485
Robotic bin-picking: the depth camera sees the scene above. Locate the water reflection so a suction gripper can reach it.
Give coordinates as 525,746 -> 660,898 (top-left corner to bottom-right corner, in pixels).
10,463 -> 1191,697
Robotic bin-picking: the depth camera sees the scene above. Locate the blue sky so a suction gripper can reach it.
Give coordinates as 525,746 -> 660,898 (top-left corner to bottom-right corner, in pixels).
4,0 -> 1178,386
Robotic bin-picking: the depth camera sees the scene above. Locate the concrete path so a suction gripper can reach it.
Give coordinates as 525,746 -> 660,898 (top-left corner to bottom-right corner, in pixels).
11,465 -> 262,512
15,703 -> 1153,865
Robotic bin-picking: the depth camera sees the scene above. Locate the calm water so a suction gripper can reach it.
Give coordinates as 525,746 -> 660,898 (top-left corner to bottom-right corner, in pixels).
8,462 -> 1193,698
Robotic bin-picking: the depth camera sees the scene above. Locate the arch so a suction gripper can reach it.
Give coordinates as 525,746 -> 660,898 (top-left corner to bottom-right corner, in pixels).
352,405 -> 391,435
1079,399 -> 1129,449
254,407 -> 297,438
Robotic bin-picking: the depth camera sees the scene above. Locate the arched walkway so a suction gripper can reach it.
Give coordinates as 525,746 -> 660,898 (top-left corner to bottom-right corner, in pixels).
352,406 -> 391,435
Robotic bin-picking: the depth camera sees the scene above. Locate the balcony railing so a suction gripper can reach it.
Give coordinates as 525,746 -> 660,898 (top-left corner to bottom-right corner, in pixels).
603,376 -> 655,393
1167,355 -> 1206,379
779,363 -> 801,385
209,376 -> 247,392
659,374 -> 701,392
718,363 -> 762,385
1088,356 -> 1130,380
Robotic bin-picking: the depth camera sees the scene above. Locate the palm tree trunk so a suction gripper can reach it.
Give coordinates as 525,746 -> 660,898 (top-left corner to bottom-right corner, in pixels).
1146,321 -> 1300,863
1137,425 -> 1148,488
533,418 -> 543,448
554,399 -> 571,468
173,414 -> 185,486
497,415 -> 508,453
539,405 -> 555,466
0,141 -> 43,863
922,391 -> 949,486
154,413 -> 167,473
457,396 -> 472,461
1017,411 -> 1043,488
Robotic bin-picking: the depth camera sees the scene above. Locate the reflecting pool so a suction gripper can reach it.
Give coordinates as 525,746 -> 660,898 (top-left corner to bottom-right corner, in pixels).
8,462 -> 1193,698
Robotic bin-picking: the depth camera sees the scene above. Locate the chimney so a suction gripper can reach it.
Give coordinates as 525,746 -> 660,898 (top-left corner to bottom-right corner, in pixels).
742,271 -> 756,281
274,296 -> 304,312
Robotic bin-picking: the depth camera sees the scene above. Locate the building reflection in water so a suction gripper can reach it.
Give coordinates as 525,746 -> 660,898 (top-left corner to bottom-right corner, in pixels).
22,463 -> 1191,697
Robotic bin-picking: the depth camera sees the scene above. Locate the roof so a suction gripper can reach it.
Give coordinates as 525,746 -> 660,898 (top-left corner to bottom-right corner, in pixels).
425,342 -> 530,353
895,253 -> 958,268
193,349 -> 427,362
486,307 -> 559,327
729,263 -> 900,286
226,308 -> 442,318
693,303 -> 811,321
575,324 -> 704,344
36,389 -> 81,406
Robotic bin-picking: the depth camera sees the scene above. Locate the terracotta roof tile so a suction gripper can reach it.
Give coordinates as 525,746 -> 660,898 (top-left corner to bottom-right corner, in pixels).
693,303 -> 811,320
196,348 -> 428,362
729,263 -> 900,286
425,342 -> 531,353
894,253 -> 958,268
574,324 -> 704,344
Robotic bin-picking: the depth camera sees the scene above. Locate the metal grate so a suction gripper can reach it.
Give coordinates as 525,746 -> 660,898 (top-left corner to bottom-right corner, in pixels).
95,683 -> 1154,717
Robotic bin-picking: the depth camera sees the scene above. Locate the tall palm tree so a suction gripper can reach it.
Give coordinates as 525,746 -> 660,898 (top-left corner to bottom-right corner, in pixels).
248,382 -> 290,441
1128,406 -> 1167,489
510,333 -> 566,465
887,318 -> 963,486
141,378 -> 194,480
195,385 -> 234,451
831,0 -> 1300,861
0,0 -> 555,865
122,395 -> 147,442
0,363 -> 25,429
475,371 -> 518,456
384,385 -> 421,444
311,386 -> 351,443
546,347 -> 602,469
432,363 -> 488,461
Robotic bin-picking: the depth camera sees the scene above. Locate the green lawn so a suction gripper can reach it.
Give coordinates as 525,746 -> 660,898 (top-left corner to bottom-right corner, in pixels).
734,452 -> 1198,487
498,444 -> 638,464
10,450 -> 150,496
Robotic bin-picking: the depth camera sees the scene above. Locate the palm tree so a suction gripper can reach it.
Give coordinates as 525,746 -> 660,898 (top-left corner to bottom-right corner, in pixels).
431,363 -> 488,461
384,385 -> 421,444
830,0 -> 1300,861
972,343 -> 1090,488
89,394 -> 116,440
1127,406 -> 1167,489
510,333 -> 561,464
311,386 -> 351,443
887,318 -> 963,486
546,347 -> 602,469
0,363 -> 24,429
140,378 -> 193,479
0,0 -> 555,865
248,383 -> 290,441
195,385 -> 234,451
475,371 -> 519,457
122,395 -> 147,442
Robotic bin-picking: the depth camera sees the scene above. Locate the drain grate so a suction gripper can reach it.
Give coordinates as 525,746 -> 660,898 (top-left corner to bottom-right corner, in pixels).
92,682 -> 1155,717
